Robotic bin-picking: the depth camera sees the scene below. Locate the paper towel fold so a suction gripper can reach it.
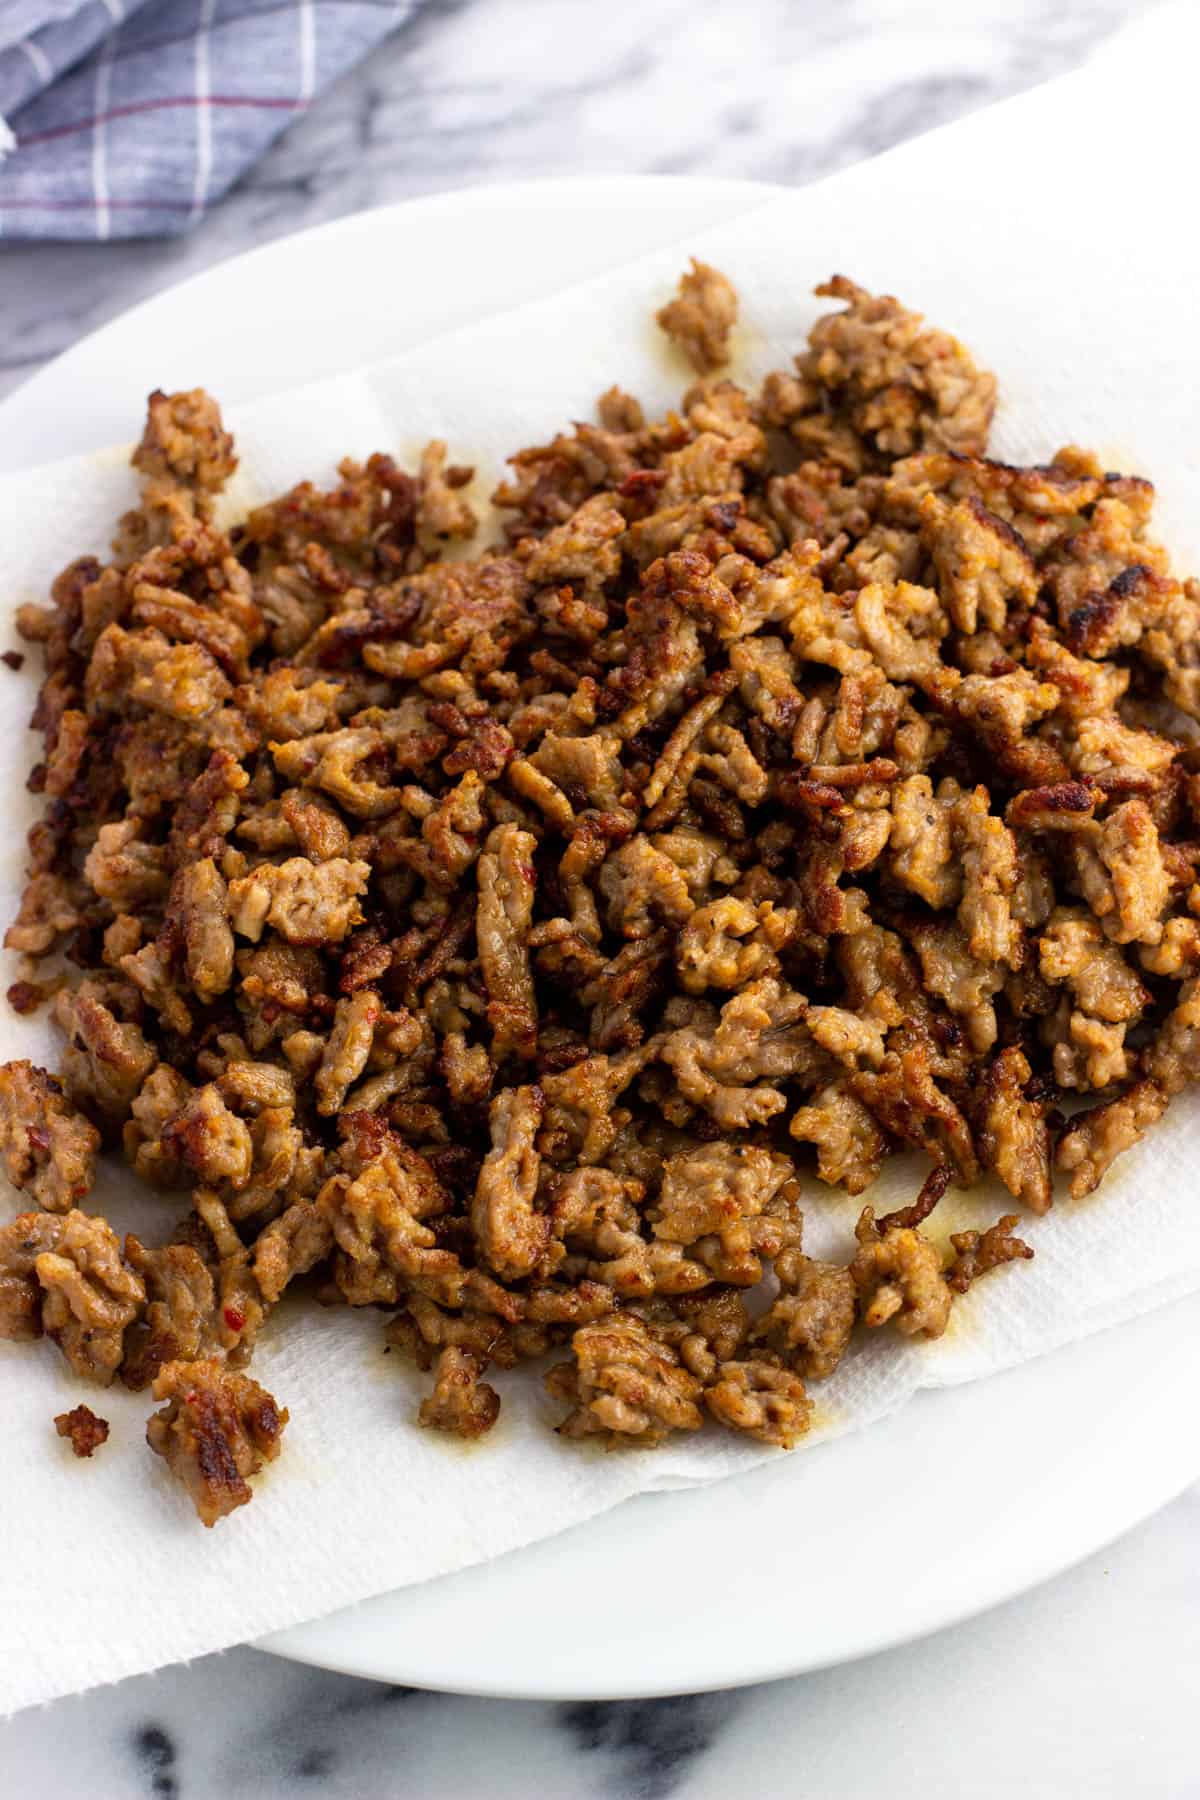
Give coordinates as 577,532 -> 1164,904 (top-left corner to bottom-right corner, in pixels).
1,2 -> 1198,1715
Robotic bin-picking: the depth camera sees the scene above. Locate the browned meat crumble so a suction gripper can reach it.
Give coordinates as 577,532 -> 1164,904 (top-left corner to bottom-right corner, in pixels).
656,260 -> 739,374
54,1402 -> 110,1457
146,1358 -> 286,1525
10,261 -> 1198,1515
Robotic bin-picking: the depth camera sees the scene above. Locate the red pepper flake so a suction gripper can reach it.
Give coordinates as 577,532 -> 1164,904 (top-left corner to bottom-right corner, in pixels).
2,650 -> 25,671
223,1305 -> 246,1332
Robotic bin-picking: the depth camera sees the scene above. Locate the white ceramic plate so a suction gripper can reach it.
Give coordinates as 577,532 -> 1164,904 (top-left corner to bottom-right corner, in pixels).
0,175 -> 774,471
6,176 -> 1200,1700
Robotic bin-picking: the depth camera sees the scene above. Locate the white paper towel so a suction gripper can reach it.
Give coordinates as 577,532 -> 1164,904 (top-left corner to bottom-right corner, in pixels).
1,2 -> 1198,1715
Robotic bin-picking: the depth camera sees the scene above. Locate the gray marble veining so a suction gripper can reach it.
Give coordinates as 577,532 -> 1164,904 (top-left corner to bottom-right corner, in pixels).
2,2 -> 1192,1795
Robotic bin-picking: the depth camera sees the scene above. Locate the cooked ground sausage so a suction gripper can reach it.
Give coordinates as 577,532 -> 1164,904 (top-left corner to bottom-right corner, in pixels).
18,261 -> 1200,1505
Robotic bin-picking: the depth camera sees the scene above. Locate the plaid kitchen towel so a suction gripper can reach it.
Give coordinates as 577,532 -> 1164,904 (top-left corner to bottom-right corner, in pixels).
0,0 -> 413,239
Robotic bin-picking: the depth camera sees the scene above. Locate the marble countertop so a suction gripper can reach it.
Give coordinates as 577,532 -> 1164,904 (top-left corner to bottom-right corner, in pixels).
0,0 -> 1148,401
3,1 -> 1193,1794
3,1484 -> 1198,1797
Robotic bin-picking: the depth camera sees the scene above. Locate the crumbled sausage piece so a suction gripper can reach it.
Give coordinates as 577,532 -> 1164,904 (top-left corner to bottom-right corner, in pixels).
520,493 -> 625,596
546,1316 -> 704,1446
705,1359 -> 812,1448
0,1211 -> 64,1340
675,897 -> 795,993
921,491 -> 1038,633
130,583 -> 251,681
874,1162 -> 951,1236
387,1283 -> 535,1371
0,1060 -> 100,1212
147,1358 -> 286,1526
472,1086 -> 549,1282
548,1167 -> 699,1298
124,1065 -> 192,1186
119,937 -> 194,1036
442,1029 -> 494,1104
169,749 -> 250,864
418,1346 -> 501,1439
660,977 -> 815,1130
245,667 -> 342,741
850,580 -> 945,681
850,1208 -> 952,1339
476,823 -> 538,1060
580,933 -> 671,1052
659,1286 -> 750,1378
217,1060 -> 296,1115
730,633 -> 805,734
164,1083 -> 254,1190
416,441 -> 478,555
850,1045 -> 978,1186
946,1215 -> 1033,1293
121,1237 -> 215,1390
698,722 -> 768,807
1042,999 -> 1130,1092
131,640 -> 234,722
975,1046 -> 1052,1214
253,1199 -> 334,1304
274,727 -> 402,821
1067,713 -> 1175,785
599,836 -> 696,939
1140,916 -> 1200,978
133,389 -> 236,513
751,1255 -> 856,1380
228,856 -> 370,945
1038,908 -> 1149,1022
907,919 -> 1004,1054
935,667 -> 1061,783
789,275 -> 996,466
1055,1079 -> 1170,1199
789,1080 -> 887,1195
652,1141 -> 796,1285
954,785 -> 1022,968
1025,621 -> 1130,717
540,1045 -> 656,1166
44,708 -> 88,798
528,732 -> 628,814
227,1103 -> 315,1226
54,983 -> 158,1124
170,857 -> 235,1001
5,870 -> 84,957
55,1403 -> 110,1457
1146,978 -> 1200,1096
889,774 -> 960,907
315,990 -> 382,1115
237,940 -> 325,1015
397,771 -> 488,887
1072,799 -> 1171,946
806,1004 -> 887,1068
321,1135 -> 457,1307
35,1210 -> 146,1383
656,260 -> 739,373
84,820 -> 170,909
183,1191 -> 262,1361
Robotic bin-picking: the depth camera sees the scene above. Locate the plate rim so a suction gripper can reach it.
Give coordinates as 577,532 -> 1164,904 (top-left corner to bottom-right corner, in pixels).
261,1315 -> 1200,1701
0,172 -> 779,471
